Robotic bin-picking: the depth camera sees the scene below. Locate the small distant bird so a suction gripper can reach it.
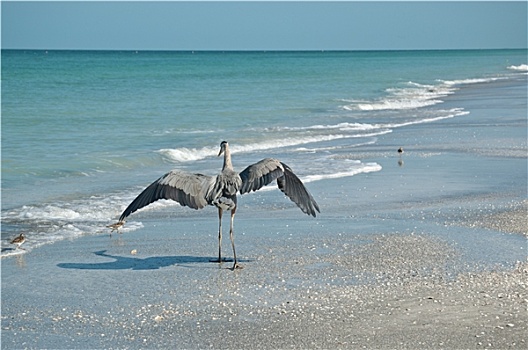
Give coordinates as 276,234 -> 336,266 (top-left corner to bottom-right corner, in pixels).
10,233 -> 26,250
398,147 -> 404,156
106,221 -> 125,235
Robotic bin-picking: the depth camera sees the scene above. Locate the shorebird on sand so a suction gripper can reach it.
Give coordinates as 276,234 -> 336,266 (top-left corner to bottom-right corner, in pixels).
10,233 -> 26,250
107,221 -> 125,235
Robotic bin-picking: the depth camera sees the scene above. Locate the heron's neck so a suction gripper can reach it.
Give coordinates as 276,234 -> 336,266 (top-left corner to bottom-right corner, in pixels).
222,147 -> 234,171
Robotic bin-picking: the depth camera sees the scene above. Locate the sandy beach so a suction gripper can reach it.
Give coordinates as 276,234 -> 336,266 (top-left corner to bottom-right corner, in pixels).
1,204 -> 526,349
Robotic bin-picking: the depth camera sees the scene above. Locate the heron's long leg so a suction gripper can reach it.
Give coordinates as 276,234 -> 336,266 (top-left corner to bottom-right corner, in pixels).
217,208 -> 223,262
210,208 -> 223,263
230,207 -> 242,270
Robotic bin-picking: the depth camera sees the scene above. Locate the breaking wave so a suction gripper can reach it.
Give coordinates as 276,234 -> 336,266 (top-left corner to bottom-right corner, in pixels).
507,64 -> 528,71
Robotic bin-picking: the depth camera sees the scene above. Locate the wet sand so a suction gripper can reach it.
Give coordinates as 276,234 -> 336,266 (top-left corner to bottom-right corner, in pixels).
1,200 -> 526,349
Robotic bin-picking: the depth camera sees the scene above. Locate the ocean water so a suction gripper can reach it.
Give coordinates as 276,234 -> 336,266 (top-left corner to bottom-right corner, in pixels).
1,49 -> 527,257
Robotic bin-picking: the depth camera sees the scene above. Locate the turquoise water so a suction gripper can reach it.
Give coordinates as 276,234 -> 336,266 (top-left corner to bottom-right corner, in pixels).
1,49 -> 527,254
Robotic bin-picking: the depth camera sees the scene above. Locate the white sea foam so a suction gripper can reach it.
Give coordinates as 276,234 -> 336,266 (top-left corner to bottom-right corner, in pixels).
160,106 -> 468,164
277,119 -> 456,137
302,162 -> 382,182
0,191 -> 143,257
343,108 -> 468,131
440,77 -> 504,86
1,218 -> 145,259
158,130 -> 398,164
251,161 -> 382,193
507,64 -> 528,71
266,122 -> 378,132
343,81 -> 454,111
295,139 -> 378,153
159,135 -> 349,163
342,76 -> 514,112
354,99 -> 442,111
158,146 -> 218,162
382,108 -> 470,129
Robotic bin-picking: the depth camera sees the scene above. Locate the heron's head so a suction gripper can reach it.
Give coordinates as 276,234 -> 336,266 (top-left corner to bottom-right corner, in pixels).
218,141 -> 228,156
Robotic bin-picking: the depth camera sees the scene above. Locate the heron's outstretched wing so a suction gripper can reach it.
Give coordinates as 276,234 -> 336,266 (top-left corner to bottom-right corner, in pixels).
119,171 -> 217,221
239,158 -> 320,217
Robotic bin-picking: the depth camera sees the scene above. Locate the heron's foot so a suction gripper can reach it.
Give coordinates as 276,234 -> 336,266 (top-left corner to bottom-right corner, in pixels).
231,262 -> 243,270
209,257 -> 233,263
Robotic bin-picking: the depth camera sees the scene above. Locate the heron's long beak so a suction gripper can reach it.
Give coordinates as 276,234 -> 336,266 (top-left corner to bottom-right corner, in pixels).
217,148 -> 224,157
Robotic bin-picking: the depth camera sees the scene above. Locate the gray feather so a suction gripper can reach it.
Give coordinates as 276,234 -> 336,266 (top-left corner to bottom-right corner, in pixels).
119,171 -> 216,221
119,147 -> 319,223
239,158 -> 320,217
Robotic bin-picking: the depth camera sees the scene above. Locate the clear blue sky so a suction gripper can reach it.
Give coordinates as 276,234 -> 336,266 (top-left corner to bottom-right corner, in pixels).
2,1 -> 527,51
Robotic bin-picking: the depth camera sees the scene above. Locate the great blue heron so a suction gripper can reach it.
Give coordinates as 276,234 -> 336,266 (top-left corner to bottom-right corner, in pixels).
111,141 -> 320,269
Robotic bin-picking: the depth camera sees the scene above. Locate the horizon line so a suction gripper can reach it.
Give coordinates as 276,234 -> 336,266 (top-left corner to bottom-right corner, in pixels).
3,48 -> 527,53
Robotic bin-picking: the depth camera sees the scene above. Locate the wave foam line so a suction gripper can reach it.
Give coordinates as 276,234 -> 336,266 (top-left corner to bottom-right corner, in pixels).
159,108 -> 467,164
383,108 -> 470,129
256,162 -> 382,194
302,162 -> 382,183
440,76 -> 505,86
295,139 -> 378,153
158,146 -> 218,162
266,122 -> 379,132
343,75 -> 514,112
343,108 -> 468,131
1,191 -> 146,257
507,64 -> 528,72
343,81 -> 454,111
158,134 -> 357,163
